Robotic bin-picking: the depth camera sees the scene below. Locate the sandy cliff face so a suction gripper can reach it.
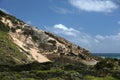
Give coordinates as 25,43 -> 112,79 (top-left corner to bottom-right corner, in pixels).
0,10 -> 98,65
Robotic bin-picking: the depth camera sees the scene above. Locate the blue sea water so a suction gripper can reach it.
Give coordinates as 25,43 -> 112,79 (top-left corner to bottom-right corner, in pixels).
93,53 -> 120,59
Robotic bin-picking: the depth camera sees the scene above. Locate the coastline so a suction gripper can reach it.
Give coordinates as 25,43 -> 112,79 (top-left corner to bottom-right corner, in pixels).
93,53 -> 120,59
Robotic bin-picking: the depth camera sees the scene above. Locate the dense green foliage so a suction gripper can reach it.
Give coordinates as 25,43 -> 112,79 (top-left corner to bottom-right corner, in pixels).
84,76 -> 116,80
0,21 -> 10,32
0,58 -> 119,80
0,10 -> 7,17
0,16 -> 2,20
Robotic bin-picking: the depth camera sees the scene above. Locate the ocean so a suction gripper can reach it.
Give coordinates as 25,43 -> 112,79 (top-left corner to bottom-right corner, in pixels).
93,53 -> 120,59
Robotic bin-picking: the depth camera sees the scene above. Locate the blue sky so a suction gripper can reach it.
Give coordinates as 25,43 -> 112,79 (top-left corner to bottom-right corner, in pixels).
0,0 -> 120,53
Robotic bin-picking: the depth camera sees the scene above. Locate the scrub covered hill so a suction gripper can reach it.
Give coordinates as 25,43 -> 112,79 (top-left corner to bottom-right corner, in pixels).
0,10 -> 120,80
0,9 -> 98,65
0,17 -> 30,65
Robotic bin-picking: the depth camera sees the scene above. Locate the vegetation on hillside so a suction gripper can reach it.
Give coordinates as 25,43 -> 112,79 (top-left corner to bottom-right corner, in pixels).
0,20 -> 30,65
0,21 -> 10,32
0,10 -> 120,80
0,56 -> 120,80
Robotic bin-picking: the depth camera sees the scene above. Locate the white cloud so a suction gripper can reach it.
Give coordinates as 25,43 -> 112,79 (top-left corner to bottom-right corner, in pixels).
0,8 -> 10,14
45,24 -> 120,53
54,24 -> 68,31
53,24 -> 80,36
69,0 -> 118,13
93,33 -> 120,53
95,35 -> 105,40
52,7 -> 73,14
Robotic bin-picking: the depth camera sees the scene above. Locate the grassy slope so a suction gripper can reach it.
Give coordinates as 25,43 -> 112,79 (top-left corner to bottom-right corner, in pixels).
0,21 -> 29,65
84,76 -> 116,80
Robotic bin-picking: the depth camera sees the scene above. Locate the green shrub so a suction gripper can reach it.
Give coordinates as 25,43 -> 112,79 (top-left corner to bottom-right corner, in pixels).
0,10 -> 7,16
35,69 -> 64,79
0,16 -> 2,20
22,78 -> 35,80
48,40 -> 56,45
84,76 -> 116,80
47,78 -> 62,80
0,21 -> 10,32
95,59 -> 119,70
11,27 -> 16,33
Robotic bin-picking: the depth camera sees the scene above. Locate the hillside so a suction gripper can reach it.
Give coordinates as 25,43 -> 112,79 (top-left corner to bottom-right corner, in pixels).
0,10 -> 120,80
0,10 -> 98,65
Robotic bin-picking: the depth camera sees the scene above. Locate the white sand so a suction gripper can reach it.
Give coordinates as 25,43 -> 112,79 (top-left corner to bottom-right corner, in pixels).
9,33 -> 50,63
